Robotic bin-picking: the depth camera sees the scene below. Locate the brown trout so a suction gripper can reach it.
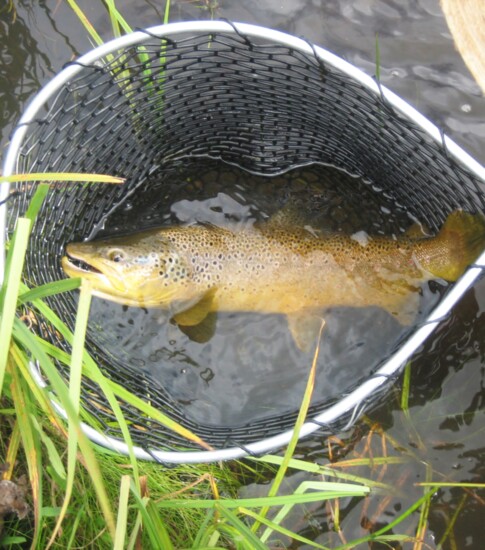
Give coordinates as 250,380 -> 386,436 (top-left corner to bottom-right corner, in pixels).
62,210 -> 485,350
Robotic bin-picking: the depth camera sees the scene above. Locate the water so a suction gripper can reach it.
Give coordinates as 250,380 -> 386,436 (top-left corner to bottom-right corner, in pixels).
1,1 -> 484,548
86,160 -> 441,426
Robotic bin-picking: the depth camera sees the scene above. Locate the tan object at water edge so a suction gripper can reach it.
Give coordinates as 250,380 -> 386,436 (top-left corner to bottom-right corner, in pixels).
441,0 -> 485,93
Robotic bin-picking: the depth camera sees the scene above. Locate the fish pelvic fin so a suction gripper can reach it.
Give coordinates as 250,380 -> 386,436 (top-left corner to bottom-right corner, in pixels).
419,210 -> 485,282
177,312 -> 218,344
172,288 -> 217,326
287,311 -> 326,352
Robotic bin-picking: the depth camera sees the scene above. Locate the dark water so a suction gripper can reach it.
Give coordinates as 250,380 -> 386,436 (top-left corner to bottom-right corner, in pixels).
1,1 -> 484,548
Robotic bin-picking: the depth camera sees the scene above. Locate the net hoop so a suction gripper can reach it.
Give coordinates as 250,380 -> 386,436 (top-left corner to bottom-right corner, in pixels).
1,21 -> 484,463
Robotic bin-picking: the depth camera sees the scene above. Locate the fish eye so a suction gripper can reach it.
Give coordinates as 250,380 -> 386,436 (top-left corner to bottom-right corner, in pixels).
107,249 -> 125,263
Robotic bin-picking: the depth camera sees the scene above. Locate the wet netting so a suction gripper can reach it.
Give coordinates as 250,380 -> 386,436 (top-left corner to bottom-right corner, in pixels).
3,22 -> 485,461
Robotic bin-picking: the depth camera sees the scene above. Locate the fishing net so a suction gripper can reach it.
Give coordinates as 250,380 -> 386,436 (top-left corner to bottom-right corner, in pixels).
2,22 -> 485,462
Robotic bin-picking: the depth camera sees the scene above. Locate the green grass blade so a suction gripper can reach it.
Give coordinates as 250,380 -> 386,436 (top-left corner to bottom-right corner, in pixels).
399,362 -> 424,449
114,475 -> 131,550
30,414 -> 67,485
48,280 -> 93,544
417,482 -> 485,488
103,0 -> 134,35
9,338 -> 65,430
375,32 -> 381,81
263,480 -> 369,544
155,489 -> 368,510
64,0 -> 105,47
400,361 -> 411,412
0,217 -> 31,394
129,482 -> 174,550
47,280 -> 116,546
335,486 -> 438,549
415,462 -> 433,546
0,173 -> 124,184
66,505 -> 85,550
190,509 -> 216,549
146,499 -> 174,550
23,183 -> 50,222
254,455 -> 394,491
256,320 -> 325,538
217,506 -> 268,550
104,0 -> 121,38
18,278 -> 81,304
437,492 -> 467,548
164,0 -> 171,24
69,281 -> 92,408
240,507 -> 330,550
126,512 -> 143,550
9,359 -> 44,548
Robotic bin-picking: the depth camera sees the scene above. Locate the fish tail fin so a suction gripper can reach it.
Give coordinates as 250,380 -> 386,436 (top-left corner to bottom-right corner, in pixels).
423,210 -> 485,281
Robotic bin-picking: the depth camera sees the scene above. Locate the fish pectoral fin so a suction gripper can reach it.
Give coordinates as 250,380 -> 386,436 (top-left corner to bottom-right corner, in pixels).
286,311 -> 326,352
177,312 -> 218,344
172,289 -> 216,327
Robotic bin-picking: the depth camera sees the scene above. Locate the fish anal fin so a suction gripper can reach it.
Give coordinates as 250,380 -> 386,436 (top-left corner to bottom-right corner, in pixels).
177,312 -> 217,344
386,290 -> 420,326
287,311 -> 325,352
172,289 -> 216,326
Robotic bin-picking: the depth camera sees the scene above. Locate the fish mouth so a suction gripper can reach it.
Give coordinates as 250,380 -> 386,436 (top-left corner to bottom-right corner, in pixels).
62,252 -> 102,275
61,252 -> 126,295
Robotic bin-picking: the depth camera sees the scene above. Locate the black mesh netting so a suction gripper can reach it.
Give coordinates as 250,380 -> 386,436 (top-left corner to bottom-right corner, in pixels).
6,27 -> 485,454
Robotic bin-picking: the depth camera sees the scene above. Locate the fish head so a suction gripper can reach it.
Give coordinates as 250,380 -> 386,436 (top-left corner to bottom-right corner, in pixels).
61,231 -> 193,307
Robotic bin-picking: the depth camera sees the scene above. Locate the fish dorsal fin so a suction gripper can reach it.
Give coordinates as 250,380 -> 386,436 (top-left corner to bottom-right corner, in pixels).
265,202 -> 309,229
172,288 -> 217,326
404,221 -> 431,239
287,311 -> 326,352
